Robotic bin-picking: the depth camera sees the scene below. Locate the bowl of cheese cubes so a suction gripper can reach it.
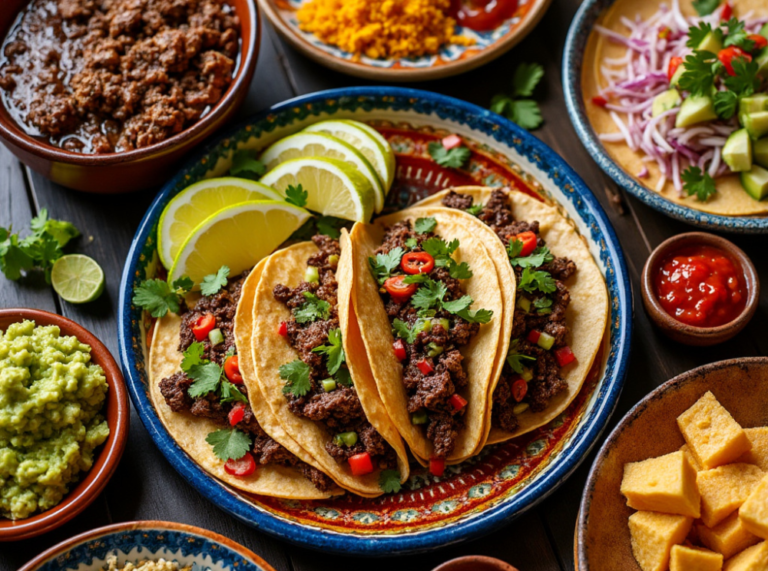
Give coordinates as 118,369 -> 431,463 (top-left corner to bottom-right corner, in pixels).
577,357 -> 768,571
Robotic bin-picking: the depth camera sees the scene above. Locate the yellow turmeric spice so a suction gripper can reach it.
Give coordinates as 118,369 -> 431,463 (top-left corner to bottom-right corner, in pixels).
296,0 -> 475,60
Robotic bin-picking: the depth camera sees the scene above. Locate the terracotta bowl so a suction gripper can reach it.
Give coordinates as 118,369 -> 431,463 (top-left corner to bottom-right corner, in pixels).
641,232 -> 759,346
432,556 -> 520,571
0,309 -> 129,541
0,0 -> 260,193
576,358 -> 768,571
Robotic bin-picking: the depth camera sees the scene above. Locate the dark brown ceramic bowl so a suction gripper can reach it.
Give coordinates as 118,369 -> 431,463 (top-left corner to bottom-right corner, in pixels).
0,0 -> 260,193
432,556 -> 520,571
641,232 -> 759,346
0,309 -> 129,541
576,358 -> 768,571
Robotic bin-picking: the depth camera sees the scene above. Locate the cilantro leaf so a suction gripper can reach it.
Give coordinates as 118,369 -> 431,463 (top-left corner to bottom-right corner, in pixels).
405,237 -> 419,250
534,297 -> 553,315
172,276 -> 194,292
448,261 -> 473,279
312,328 -> 346,375
679,51 -> 718,96
491,94 -> 515,116
714,90 -> 739,119
686,22 -> 721,49
187,362 -> 223,397
316,216 -> 345,239
31,209 -> 79,247
368,247 -> 404,284
456,308 -> 494,324
428,142 -> 471,169
24,233 -> 62,283
724,58 -> 760,97
411,279 -> 447,311
181,342 -> 205,372
506,239 -> 523,260
724,18 -> 755,51
285,184 -> 308,208
230,149 -> 266,179
379,469 -> 402,493
294,292 -> 331,324
403,273 -> 430,284
509,99 -> 543,131
421,237 -> 459,267
392,318 -> 419,344
414,217 -> 437,234
518,267 -> 557,294
0,234 -> 34,281
442,295 -> 473,315
220,381 -> 248,404
510,246 -> 554,269
280,360 -> 312,397
206,428 -> 252,462
506,339 -> 536,374
133,279 -> 181,317
466,203 -> 484,216
334,366 -> 352,387
512,62 -> 545,98
682,166 -> 717,202
200,265 -> 230,297
691,0 -> 720,16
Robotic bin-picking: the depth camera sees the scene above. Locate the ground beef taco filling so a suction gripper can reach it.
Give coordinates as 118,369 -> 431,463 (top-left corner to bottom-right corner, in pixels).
441,190 -> 577,433
159,271 -> 335,492
274,235 -> 397,473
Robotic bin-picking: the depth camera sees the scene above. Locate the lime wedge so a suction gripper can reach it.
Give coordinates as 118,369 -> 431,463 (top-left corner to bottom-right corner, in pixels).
260,132 -> 385,213
168,200 -> 311,286
302,120 -> 395,193
51,254 -> 105,304
260,157 -> 375,222
158,177 -> 282,269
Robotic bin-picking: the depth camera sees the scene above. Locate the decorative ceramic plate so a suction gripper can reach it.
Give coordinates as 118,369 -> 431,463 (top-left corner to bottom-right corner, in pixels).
258,0 -> 553,81
563,0 -> 768,234
118,87 -> 632,555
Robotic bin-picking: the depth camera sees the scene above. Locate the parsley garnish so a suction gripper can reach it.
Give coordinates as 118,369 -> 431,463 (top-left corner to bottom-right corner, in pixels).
294,292 -> 331,324
518,267 -> 557,295
200,265 -> 230,296
280,360 -> 312,397
723,18 -> 755,51
414,217 -> 437,234
506,339 -> 536,374
686,22 -> 722,49
392,318 -> 420,344
678,50 -> 719,96
692,0 -> 720,16
428,142 -> 471,169
714,91 -> 739,119
187,361 -> 224,398
312,328 -> 346,375
682,166 -> 717,202
466,203 -> 484,216
379,469 -> 402,493
206,428 -> 252,462
133,276 -> 194,318
368,247 -> 404,284
490,62 -> 545,131
230,149 -> 266,179
285,184 -> 308,208
411,279 -> 448,311
181,341 -> 205,371
724,58 -> 760,97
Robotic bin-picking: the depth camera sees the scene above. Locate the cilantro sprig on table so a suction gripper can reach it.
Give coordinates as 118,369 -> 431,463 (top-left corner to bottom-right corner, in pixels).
428,142 -> 471,169
133,276 -> 194,318
491,62 -> 545,131
682,167 -> 718,202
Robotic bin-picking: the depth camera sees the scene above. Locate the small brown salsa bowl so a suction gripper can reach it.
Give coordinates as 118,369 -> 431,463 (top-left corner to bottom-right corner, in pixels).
0,0 -> 260,194
0,309 -> 129,541
432,556 -> 520,571
640,232 -> 759,346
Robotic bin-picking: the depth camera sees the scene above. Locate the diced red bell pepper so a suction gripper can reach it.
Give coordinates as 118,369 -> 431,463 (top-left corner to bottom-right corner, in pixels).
748,34 -> 768,51
349,452 -> 374,476
417,358 -> 434,375
720,2 -> 732,20
224,355 -> 244,384
555,345 -> 577,367
718,47 -> 752,77
192,313 -> 216,341
429,457 -> 445,477
278,321 -> 288,337
511,377 -> 528,402
442,134 -> 463,150
449,393 -> 468,411
527,330 -> 541,344
224,452 -> 256,477
228,402 -> 247,427
667,56 -> 683,82
393,339 -> 407,361
591,96 -> 608,108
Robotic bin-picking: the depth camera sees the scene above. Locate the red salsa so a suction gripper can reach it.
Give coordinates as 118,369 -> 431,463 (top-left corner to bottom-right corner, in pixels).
448,0 -> 518,32
654,245 -> 746,328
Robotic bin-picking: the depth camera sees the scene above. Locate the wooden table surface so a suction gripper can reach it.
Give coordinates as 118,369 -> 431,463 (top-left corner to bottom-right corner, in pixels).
3,0 -> 768,569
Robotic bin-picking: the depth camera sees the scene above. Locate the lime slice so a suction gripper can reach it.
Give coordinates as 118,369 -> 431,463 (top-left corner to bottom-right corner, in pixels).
51,254 -> 105,304
260,157 -> 375,223
302,120 -> 395,193
259,132 -> 385,213
169,200 -> 311,286
158,177 -> 282,269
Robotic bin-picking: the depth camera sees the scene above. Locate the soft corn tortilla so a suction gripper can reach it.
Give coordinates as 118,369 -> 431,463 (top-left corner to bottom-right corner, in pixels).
149,259 -> 339,499
350,212 -> 505,464
583,0 -> 768,216
414,187 -> 610,443
250,232 -> 409,497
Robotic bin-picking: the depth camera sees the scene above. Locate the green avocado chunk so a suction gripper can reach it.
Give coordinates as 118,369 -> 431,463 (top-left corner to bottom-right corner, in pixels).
757,49 -> 768,79
670,64 -> 685,88
754,138 -> 768,169
697,31 -> 724,54
652,89 -> 682,117
740,165 -> 768,201
676,94 -> 717,128
723,129 -> 753,172
743,112 -> 768,140
739,95 -> 768,117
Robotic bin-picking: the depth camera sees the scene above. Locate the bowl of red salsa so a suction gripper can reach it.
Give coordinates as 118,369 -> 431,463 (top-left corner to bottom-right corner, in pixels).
641,233 -> 759,346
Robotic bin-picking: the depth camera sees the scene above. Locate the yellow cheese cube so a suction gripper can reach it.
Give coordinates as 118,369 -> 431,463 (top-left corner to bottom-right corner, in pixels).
737,428 -> 768,471
698,512 -> 762,559
740,474 -> 768,540
681,444 -> 703,471
724,541 -> 768,571
621,451 -> 701,518
698,464 -> 765,528
670,545 -> 723,571
677,391 -> 751,470
629,511 -> 693,571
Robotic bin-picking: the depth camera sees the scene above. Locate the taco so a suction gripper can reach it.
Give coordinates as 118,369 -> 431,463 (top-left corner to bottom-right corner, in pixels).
149,258 -> 342,499
414,186 -> 609,443
348,211 -> 505,469
250,232 -> 409,497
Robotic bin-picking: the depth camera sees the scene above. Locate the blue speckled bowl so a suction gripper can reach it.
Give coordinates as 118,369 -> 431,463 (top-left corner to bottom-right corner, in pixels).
118,87 -> 632,555
18,521 -> 276,571
563,0 -> 768,234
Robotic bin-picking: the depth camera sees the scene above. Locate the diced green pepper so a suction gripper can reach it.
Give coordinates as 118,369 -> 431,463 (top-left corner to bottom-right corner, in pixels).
537,331 -> 555,350
513,403 -> 530,415
433,318 -> 451,332
521,367 -> 534,382
518,297 -> 531,313
427,343 -> 444,358
333,431 -> 358,447
305,266 -> 319,283
208,328 -> 224,346
328,254 -> 339,268
322,379 -> 337,392
411,410 -> 428,425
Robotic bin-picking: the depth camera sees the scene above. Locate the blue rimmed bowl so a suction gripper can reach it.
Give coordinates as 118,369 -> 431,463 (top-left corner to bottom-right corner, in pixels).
118,87 -> 632,555
563,0 -> 768,234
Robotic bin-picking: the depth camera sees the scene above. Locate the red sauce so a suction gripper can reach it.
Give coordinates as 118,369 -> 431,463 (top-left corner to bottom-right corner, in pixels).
654,245 -> 746,328
448,0 -> 519,32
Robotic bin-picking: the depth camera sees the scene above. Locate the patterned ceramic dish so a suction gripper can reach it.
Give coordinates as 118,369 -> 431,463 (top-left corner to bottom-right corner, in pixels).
18,521 -> 276,571
257,0 -> 552,81
118,87 -> 632,555
563,0 -> 768,234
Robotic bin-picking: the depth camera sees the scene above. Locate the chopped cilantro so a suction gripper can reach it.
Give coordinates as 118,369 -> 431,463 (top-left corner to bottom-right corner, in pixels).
441,295 -> 473,314
518,267 -> 557,294
368,247 -> 404,284
686,22 -> 721,49
200,265 -> 230,296
206,428 -> 252,462
534,297 -> 553,315
405,237 -> 419,250
411,279 -> 448,311
414,217 -> 437,234
280,359 -> 312,397
456,308 -> 494,324
220,381 -> 248,404
466,203 -> 484,216
403,273 -> 430,284
187,361 -> 224,398
506,340 -> 536,374
133,276 -> 193,318
30,208 -> 79,247
285,184 -> 308,208
448,261 -> 473,279
682,166 -> 717,202
312,328 -> 346,375
230,149 -> 266,179
509,245 -> 554,269
379,469 -> 402,493
294,292 -> 331,324
334,366 -> 352,387
678,50 -> 719,96
181,342 -> 205,371
392,318 -> 419,344
428,142 -> 471,169
421,237 -> 459,267
691,0 -> 720,16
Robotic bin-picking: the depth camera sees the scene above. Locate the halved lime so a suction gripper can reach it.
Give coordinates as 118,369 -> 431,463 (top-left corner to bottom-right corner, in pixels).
259,132 -> 386,213
51,254 -> 105,304
168,200 -> 311,286
158,177 -> 282,269
260,157 -> 375,222
302,120 -> 395,193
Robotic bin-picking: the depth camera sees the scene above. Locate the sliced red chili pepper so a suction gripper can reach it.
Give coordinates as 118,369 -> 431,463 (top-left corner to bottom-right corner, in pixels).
591,96 -> 608,108
384,275 -> 418,303
511,231 -> 538,257
417,358 -> 434,375
667,56 -> 683,82
224,355 -> 244,384
192,313 -> 216,342
442,134 -> 463,149
278,321 -> 288,337
449,393 -> 468,411
401,251 -> 435,275
393,339 -> 407,361
748,34 -> 768,51
348,452 -> 374,476
527,330 -> 541,344
429,457 -> 445,477
224,452 -> 256,477
228,402 -> 247,427
511,377 -> 528,402
555,345 -> 577,367
718,47 -> 752,76
720,2 -> 732,20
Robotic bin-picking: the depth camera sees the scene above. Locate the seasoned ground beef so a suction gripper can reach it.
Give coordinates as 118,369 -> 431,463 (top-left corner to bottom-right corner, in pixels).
274,234 -> 397,470
0,0 -> 239,153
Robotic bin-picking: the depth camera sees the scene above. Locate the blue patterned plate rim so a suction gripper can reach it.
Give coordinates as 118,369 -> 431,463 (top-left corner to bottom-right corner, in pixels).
118,86 -> 632,555
562,0 -> 768,234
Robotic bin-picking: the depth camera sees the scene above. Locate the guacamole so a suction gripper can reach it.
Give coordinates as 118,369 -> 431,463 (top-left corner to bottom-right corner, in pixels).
0,320 -> 109,520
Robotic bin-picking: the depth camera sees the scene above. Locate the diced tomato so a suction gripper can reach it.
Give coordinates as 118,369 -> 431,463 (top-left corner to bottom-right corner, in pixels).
277,321 -> 288,337
718,46 -> 752,76
417,358 -> 434,375
429,457 -> 445,477
393,339 -> 407,361
192,313 -> 216,341
442,134 -> 463,149
228,402 -> 247,426
449,393 -> 468,411
667,56 -> 683,82
720,2 -> 732,20
224,452 -> 256,477
384,275 -> 419,303
512,231 -> 538,257
224,355 -> 244,384
591,96 -> 608,108
555,346 -> 577,367
349,452 -> 374,476
527,330 -> 541,344
748,34 -> 768,51
401,251 -> 435,275
511,377 -> 528,402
